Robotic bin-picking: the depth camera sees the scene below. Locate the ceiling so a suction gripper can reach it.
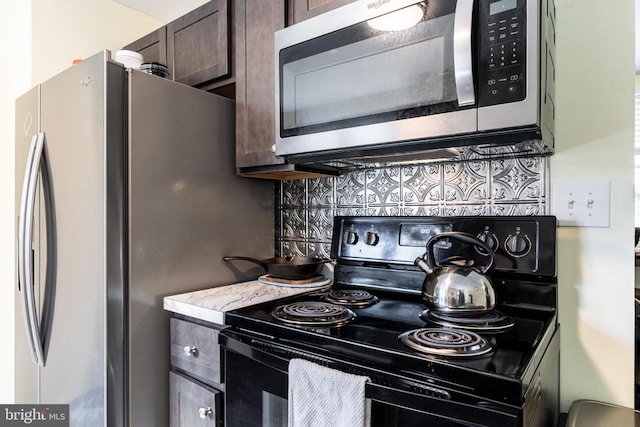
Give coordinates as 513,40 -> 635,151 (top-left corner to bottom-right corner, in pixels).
113,0 -> 208,23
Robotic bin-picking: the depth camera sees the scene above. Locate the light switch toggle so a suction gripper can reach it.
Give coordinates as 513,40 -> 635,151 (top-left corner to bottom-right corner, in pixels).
553,180 -> 610,227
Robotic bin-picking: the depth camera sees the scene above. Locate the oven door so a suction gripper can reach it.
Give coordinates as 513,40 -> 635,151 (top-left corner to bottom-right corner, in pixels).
275,0 -> 477,158
221,329 -> 521,427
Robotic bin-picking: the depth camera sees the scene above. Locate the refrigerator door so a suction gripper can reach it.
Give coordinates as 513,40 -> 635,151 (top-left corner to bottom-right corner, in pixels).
37,51 -> 120,425
14,86 -> 40,404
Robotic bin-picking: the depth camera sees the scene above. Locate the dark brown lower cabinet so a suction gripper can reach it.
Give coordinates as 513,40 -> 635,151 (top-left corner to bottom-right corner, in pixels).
169,317 -> 224,427
170,371 -> 221,427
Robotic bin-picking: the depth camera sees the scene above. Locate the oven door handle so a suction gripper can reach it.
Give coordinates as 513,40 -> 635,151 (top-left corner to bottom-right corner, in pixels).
453,0 -> 476,107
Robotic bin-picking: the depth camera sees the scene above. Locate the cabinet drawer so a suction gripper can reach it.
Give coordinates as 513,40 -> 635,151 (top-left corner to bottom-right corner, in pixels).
170,371 -> 221,427
170,318 -> 222,384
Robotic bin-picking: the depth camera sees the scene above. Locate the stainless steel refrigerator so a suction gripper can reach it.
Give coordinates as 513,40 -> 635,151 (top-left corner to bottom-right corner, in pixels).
14,50 -> 274,427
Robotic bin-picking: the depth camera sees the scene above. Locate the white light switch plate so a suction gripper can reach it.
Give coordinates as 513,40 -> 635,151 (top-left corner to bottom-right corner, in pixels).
552,181 -> 610,227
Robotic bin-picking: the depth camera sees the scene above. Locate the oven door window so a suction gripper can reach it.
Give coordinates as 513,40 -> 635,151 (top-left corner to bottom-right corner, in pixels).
279,1 -> 463,137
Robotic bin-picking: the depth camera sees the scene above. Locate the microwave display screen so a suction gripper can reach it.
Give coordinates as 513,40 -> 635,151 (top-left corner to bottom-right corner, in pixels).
490,0 -> 517,15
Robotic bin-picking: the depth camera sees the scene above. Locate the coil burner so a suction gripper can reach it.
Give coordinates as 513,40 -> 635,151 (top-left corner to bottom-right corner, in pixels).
325,289 -> 379,308
271,301 -> 356,327
420,310 -> 515,334
398,328 -> 493,358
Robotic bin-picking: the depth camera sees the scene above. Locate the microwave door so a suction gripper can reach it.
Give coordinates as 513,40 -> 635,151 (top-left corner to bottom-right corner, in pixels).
275,0 -> 479,158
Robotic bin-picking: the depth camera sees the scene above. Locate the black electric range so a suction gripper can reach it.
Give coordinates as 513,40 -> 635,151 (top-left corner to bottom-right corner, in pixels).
221,216 -> 559,427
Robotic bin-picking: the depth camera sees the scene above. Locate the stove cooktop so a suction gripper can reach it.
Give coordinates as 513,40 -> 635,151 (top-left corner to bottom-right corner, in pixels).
225,288 -> 556,405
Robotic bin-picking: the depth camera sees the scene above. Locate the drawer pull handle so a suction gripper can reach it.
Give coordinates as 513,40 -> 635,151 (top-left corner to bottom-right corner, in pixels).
198,407 -> 212,419
183,345 -> 198,356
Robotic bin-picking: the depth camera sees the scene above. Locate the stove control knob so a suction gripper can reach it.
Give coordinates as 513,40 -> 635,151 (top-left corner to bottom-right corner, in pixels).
365,231 -> 380,246
475,228 -> 499,256
345,230 -> 359,245
505,233 -> 531,257
476,231 -> 499,252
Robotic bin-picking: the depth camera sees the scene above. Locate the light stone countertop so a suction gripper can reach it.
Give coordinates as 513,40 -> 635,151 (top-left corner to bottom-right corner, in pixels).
163,279 -> 331,325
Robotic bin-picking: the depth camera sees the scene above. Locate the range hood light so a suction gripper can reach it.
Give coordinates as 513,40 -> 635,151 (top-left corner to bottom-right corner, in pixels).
367,5 -> 424,32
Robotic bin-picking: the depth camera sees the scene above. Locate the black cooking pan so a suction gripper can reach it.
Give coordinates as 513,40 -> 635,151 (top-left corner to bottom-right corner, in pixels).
222,256 -> 331,280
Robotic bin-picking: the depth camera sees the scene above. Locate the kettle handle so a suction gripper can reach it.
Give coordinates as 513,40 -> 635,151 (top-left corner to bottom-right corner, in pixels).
425,231 -> 495,273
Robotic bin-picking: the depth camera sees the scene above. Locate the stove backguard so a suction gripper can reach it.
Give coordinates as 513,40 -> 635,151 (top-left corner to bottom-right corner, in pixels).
330,216 -> 557,309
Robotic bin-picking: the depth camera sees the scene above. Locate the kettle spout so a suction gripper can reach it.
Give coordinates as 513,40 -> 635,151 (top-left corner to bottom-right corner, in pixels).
414,255 -> 433,274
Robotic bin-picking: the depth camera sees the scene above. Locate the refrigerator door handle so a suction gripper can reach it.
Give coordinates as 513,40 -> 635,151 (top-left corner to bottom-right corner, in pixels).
17,132 -> 46,367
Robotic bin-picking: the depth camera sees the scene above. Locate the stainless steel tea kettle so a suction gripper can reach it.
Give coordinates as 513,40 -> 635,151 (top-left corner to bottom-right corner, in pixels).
414,232 -> 496,313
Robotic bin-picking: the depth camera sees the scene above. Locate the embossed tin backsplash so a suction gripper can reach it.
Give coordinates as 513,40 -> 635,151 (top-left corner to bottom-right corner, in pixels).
276,157 -> 549,258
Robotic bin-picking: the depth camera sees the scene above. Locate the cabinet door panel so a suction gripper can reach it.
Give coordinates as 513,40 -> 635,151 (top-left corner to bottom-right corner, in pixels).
170,371 -> 221,427
167,0 -> 230,87
123,27 -> 167,65
235,0 -> 286,168
288,0 -> 356,24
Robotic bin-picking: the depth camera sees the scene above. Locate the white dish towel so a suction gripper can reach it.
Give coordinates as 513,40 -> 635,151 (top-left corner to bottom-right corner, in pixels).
288,358 -> 370,427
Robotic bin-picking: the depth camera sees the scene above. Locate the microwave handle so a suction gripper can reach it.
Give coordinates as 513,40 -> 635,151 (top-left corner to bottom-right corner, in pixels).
453,0 -> 475,106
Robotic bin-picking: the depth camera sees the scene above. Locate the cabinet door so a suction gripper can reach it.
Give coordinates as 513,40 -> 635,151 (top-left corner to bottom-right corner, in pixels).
170,371 -> 221,427
287,0 -> 356,24
235,0 -> 286,168
123,27 -> 167,65
167,0 -> 230,87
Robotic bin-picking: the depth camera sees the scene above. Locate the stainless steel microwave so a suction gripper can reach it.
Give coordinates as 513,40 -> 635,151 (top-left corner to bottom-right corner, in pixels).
274,0 -> 556,164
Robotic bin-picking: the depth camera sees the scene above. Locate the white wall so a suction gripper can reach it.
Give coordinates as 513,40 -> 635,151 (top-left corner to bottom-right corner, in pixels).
31,0 -> 163,83
0,0 -> 162,403
553,0 -> 636,411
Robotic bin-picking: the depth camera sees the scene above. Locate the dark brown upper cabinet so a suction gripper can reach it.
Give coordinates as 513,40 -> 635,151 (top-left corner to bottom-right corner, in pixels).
233,0 -> 341,179
123,27 -> 167,65
234,0 -> 285,172
168,0 -> 230,88
123,1 -> 232,91
287,0 -> 357,24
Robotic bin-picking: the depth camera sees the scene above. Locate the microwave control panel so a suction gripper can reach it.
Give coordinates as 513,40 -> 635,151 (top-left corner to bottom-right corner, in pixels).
477,0 -> 527,107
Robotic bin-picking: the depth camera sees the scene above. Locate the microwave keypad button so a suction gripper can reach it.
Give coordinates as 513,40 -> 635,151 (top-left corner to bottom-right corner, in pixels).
488,79 -> 496,85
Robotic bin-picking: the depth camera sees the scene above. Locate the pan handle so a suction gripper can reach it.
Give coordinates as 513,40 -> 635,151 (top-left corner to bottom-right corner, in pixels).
222,256 -> 268,269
